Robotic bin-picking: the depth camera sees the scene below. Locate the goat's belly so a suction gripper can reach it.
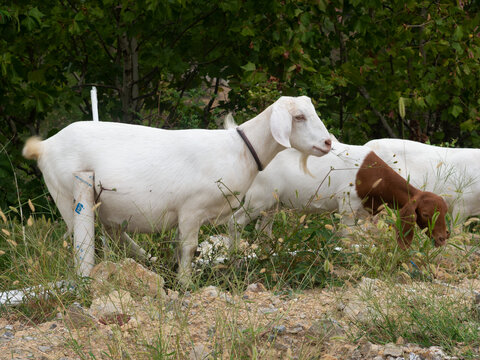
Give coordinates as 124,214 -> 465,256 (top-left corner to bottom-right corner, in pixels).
97,198 -> 178,233
307,198 -> 338,213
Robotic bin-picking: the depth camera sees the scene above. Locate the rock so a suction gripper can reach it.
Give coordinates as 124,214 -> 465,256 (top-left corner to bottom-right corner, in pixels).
2,331 -> 14,339
98,313 -> 131,326
189,343 -> 210,360
342,298 -> 371,323
474,292 -> 480,305
119,258 -> 165,298
89,260 -> 118,294
38,345 -> 52,352
424,346 -> 448,360
409,354 -> 422,360
272,325 -> 286,335
207,326 -> 216,337
321,355 -> 339,360
246,282 -> 266,293
203,285 -> 220,298
167,289 -> 179,301
287,325 -> 304,334
89,290 -> 134,319
121,316 -> 138,331
90,259 -> 166,299
359,341 -> 381,357
273,342 -> 289,351
258,307 -> 278,314
384,343 -> 404,357
306,318 -> 345,341
63,302 -> 97,329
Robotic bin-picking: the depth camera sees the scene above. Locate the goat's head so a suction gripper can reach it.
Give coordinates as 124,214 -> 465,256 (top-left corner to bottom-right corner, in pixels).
269,96 -> 331,157
397,191 -> 450,249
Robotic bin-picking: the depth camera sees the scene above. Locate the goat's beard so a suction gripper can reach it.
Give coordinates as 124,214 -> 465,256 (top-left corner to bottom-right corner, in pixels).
300,153 -> 315,178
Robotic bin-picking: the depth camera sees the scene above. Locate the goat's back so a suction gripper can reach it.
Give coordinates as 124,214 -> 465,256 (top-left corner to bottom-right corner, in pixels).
365,138 -> 480,218
28,121 -> 258,231
244,143 -> 371,211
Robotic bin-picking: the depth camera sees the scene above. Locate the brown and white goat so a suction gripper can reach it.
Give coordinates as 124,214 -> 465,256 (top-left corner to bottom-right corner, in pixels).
229,141 -> 450,249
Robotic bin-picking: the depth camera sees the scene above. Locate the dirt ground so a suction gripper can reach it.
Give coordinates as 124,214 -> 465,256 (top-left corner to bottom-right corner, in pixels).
1,274 -> 475,360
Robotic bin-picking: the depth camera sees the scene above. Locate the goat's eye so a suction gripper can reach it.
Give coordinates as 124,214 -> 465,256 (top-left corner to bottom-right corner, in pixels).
294,114 -> 306,121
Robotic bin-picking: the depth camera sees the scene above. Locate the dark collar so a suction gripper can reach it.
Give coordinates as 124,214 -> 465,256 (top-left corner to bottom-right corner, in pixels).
236,127 -> 263,171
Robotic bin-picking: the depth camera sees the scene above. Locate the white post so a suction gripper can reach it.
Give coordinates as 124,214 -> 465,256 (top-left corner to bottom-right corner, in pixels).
73,171 -> 95,277
91,86 -> 99,122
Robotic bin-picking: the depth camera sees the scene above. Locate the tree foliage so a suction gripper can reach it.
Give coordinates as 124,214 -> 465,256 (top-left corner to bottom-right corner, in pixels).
1,0 -> 480,215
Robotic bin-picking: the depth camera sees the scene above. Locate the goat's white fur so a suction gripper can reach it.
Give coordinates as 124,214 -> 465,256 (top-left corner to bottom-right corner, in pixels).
228,140 -> 373,243
23,96 -> 331,285
365,138 -> 480,223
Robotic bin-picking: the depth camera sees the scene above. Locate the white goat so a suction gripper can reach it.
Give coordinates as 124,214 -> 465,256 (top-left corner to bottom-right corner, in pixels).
365,138 -> 480,224
23,96 -> 332,285
229,140 -> 449,249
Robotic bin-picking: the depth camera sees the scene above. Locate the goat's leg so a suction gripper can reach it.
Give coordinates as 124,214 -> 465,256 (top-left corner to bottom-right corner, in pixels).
336,199 -> 362,236
51,191 -> 75,238
105,226 -> 156,262
228,205 -> 264,250
177,215 -> 201,287
254,209 -> 275,238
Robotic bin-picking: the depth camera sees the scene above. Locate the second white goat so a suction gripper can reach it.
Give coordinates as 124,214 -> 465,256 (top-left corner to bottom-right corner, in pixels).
229,139 -> 449,249
365,138 -> 480,224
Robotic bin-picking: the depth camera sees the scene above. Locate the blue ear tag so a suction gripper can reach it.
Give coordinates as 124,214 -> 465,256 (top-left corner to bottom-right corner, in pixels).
75,203 -> 84,214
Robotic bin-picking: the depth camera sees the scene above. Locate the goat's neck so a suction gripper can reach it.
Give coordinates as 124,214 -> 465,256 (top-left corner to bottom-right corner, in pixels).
238,107 -> 285,169
358,151 -> 421,211
392,183 -> 420,207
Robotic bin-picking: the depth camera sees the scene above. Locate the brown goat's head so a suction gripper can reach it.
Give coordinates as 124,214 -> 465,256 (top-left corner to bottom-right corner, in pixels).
397,191 -> 449,249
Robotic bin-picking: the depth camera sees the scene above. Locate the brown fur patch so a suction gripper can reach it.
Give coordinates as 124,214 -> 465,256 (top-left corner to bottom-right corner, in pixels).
355,151 -> 449,248
355,151 -> 418,212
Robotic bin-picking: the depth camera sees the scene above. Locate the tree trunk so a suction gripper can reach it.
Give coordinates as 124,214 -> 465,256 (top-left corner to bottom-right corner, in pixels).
119,34 -> 140,123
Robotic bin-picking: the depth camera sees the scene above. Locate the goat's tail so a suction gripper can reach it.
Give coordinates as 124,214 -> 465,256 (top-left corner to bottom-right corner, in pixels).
22,136 -> 44,160
223,113 -> 237,129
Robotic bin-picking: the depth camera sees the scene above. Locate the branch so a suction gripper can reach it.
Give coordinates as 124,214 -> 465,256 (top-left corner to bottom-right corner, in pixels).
166,67 -> 198,124
133,66 -> 159,87
203,77 -> 220,126
132,87 -> 158,102
171,6 -> 218,48
359,86 -> 397,138
64,0 -> 116,62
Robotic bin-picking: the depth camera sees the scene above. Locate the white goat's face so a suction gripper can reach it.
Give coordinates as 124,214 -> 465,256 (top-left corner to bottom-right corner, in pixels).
269,96 -> 331,157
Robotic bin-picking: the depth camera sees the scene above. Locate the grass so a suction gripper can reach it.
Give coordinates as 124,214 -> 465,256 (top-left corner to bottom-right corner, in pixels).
1,197 -> 480,359
352,279 -> 480,357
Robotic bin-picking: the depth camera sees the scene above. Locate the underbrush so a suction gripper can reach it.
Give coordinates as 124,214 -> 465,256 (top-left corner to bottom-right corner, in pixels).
352,279 -> 480,358
1,199 -> 480,358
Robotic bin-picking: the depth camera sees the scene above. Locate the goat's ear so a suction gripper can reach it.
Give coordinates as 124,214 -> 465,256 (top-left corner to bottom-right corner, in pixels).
270,102 -> 292,148
396,200 -> 418,249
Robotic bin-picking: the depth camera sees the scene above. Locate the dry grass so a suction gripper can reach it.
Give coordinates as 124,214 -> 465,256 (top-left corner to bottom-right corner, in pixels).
1,201 -> 480,359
